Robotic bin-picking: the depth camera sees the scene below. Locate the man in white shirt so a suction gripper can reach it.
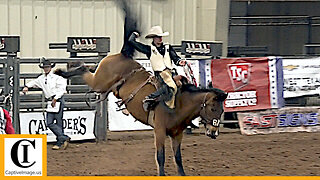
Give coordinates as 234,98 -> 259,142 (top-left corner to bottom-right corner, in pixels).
23,58 -> 70,150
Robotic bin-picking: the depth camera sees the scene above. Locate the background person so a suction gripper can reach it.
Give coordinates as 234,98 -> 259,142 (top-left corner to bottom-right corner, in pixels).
22,58 -> 70,150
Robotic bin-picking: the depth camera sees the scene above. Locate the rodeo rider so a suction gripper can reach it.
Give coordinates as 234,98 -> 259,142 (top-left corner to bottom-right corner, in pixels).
128,26 -> 188,111
22,58 -> 70,150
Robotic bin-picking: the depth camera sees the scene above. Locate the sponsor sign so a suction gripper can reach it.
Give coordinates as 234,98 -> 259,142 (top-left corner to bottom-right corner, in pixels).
181,40 -> 222,56
238,107 -> 320,135
211,57 -> 284,112
19,111 -> 95,142
0,36 -> 20,53
0,135 -> 46,177
67,37 -> 110,53
0,38 -> 4,50
283,57 -> 320,98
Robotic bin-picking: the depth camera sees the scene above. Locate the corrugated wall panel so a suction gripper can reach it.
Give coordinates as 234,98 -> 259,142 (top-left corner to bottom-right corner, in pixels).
0,0 -> 9,34
20,0 -> 33,57
0,0 -> 229,58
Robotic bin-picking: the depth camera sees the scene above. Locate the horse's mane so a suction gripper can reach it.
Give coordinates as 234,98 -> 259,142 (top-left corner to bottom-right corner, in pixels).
180,84 -> 227,101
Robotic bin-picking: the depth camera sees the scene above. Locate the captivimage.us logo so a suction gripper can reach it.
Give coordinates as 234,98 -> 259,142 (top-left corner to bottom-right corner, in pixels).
1,135 -> 46,177
227,63 -> 252,91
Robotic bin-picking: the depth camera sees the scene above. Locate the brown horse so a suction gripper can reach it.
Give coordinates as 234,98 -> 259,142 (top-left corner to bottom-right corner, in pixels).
56,53 -> 227,176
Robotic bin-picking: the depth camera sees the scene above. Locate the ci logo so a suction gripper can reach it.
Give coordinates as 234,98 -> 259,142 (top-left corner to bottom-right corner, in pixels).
10,139 -> 36,168
4,136 -> 45,176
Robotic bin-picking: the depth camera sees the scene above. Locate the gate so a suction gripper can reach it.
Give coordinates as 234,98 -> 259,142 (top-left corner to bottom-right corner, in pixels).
0,36 -> 20,132
0,36 -> 110,141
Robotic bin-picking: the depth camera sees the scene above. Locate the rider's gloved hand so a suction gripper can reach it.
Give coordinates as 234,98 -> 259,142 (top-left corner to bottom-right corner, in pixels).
128,31 -> 140,42
133,32 -> 140,37
178,58 -> 188,66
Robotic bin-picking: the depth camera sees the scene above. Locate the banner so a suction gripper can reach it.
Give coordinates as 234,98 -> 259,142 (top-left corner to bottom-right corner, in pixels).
136,59 -> 200,86
211,57 -> 284,112
199,59 -> 213,88
20,111 -> 95,142
108,94 -> 153,131
237,107 -> 320,135
283,57 -> 320,98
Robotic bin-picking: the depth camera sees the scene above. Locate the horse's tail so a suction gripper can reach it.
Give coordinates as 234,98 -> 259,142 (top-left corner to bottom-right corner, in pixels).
114,0 -> 141,59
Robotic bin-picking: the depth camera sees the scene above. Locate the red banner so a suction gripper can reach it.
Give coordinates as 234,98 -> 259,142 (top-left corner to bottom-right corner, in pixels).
211,57 -> 283,112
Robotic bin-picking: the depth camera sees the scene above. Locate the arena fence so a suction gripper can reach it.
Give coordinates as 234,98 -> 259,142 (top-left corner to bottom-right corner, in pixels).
0,36 -> 110,141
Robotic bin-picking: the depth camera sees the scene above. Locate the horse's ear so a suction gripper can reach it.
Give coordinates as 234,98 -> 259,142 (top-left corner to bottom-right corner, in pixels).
217,92 -> 228,101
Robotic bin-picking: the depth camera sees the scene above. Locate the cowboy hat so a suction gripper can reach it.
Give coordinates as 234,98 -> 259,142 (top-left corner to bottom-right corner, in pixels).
39,58 -> 55,68
145,26 -> 169,38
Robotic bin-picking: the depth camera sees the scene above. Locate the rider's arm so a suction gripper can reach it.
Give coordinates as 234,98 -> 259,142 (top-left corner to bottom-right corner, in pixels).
168,45 -> 183,66
128,33 -> 152,58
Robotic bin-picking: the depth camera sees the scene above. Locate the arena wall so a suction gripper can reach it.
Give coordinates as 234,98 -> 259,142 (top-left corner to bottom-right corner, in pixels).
0,0 -> 230,60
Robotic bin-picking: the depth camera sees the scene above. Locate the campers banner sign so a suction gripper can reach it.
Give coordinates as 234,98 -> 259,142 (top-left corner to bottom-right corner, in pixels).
211,57 -> 284,112
19,111 -> 95,142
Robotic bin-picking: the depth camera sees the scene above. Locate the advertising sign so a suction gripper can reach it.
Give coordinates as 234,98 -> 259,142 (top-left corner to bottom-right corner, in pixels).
238,107 -> 320,135
211,57 -> 284,112
181,40 -> 222,57
283,57 -> 320,98
0,36 -> 20,53
19,111 -> 95,142
67,37 -> 110,53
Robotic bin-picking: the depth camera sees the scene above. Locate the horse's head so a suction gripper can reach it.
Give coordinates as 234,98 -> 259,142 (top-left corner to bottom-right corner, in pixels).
199,90 -> 227,139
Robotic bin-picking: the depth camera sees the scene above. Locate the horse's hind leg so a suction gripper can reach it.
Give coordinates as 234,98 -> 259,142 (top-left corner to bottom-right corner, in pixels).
55,65 -> 88,78
170,133 -> 186,176
154,128 -> 166,176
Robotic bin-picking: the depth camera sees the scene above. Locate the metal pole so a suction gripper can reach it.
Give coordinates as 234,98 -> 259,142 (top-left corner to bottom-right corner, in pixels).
307,17 -> 312,54
95,53 -> 108,141
5,53 -> 20,133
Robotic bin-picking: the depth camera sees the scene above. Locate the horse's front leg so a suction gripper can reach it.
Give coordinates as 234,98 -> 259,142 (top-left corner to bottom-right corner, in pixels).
170,132 -> 186,176
154,129 -> 166,176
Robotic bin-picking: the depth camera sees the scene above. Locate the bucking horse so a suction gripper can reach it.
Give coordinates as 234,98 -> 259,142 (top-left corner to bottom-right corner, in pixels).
55,0 -> 227,176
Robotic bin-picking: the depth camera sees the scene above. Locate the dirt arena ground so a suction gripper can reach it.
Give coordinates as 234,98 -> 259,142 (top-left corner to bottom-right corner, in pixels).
47,127 -> 320,176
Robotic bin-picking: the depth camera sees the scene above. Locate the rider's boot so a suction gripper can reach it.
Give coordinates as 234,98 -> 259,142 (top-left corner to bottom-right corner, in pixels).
142,86 -> 174,111
142,91 -> 162,112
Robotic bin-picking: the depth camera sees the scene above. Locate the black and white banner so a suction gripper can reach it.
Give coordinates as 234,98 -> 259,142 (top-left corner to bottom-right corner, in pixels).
19,111 -> 95,142
283,57 -> 320,98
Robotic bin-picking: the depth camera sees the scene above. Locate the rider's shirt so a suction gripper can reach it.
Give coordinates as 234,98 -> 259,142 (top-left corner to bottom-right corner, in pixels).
150,44 -> 173,71
128,33 -> 182,71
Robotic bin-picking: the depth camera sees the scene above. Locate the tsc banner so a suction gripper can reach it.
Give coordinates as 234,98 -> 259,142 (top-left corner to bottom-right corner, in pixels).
19,111 -> 95,142
237,107 -> 320,135
283,57 -> 320,98
211,57 -> 284,112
